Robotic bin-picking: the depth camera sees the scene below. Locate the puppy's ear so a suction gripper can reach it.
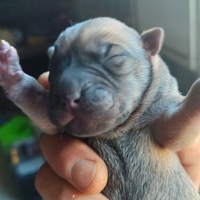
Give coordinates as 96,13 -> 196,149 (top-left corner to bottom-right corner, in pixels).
141,28 -> 164,56
47,46 -> 55,58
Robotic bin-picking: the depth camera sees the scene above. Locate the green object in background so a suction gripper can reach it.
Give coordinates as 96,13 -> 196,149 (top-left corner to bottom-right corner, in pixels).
0,115 -> 34,153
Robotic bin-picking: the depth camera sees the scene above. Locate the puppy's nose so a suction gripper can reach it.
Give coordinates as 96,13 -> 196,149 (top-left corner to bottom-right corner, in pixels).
60,93 -> 81,110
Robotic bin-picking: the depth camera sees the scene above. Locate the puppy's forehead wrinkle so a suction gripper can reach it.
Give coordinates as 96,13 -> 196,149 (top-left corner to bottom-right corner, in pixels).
86,43 -> 129,65
82,42 -> 113,64
87,42 -> 114,58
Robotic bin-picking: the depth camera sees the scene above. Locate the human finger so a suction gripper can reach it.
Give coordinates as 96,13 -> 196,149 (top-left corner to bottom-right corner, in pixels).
178,135 -> 200,189
40,134 -> 108,195
37,71 -> 49,90
35,163 -> 108,200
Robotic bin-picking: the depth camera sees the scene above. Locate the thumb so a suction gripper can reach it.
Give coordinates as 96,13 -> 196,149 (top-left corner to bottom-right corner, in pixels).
40,134 -> 108,194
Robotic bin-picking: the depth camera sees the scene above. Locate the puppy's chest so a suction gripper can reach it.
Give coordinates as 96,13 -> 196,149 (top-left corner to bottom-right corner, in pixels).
85,130 -> 198,200
85,130 -> 157,199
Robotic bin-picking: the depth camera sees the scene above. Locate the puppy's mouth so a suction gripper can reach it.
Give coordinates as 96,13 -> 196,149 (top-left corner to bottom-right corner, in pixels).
48,87 -> 123,137
60,112 -> 75,126
59,104 -> 76,126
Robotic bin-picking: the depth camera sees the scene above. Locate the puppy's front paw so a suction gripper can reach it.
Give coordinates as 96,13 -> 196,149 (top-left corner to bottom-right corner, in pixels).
0,40 -> 23,85
0,40 -> 24,99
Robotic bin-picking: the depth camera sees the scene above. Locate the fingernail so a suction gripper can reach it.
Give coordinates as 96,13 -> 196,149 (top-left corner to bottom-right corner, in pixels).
71,159 -> 96,190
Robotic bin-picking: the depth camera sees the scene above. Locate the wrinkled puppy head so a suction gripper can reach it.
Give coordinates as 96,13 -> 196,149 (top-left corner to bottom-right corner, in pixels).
47,17 -> 164,137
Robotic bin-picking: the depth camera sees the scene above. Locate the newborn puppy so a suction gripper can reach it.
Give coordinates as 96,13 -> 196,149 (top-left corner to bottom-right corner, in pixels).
0,17 -> 200,199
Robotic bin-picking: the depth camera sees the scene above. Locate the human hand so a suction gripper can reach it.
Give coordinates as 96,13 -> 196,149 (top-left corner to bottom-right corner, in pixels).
35,72 -> 108,200
178,135 -> 200,189
35,72 -> 200,200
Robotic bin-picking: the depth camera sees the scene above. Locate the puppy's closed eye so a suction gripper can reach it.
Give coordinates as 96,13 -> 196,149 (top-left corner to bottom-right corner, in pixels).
103,55 -> 127,74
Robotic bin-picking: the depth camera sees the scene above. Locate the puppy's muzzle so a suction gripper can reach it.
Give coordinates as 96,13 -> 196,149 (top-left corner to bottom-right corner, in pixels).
57,84 -> 114,112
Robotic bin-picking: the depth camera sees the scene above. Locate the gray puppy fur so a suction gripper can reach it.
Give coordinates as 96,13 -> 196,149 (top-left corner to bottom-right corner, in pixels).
0,17 -> 200,199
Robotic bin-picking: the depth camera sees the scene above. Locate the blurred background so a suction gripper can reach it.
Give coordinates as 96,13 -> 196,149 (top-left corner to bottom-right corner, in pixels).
0,0 -> 199,199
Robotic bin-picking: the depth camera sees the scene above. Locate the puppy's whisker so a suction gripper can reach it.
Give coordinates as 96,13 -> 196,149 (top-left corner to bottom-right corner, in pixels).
69,20 -> 76,26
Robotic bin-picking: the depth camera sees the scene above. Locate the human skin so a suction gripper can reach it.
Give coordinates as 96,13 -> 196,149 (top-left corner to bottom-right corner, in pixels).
35,72 -> 200,200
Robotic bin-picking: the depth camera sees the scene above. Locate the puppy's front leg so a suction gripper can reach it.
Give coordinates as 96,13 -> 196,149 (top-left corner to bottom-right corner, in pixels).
0,41 -> 61,135
153,79 -> 200,151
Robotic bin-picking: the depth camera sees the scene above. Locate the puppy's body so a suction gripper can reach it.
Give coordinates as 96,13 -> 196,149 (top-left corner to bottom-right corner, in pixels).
0,18 -> 200,199
87,132 -> 194,200
86,55 -> 198,199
